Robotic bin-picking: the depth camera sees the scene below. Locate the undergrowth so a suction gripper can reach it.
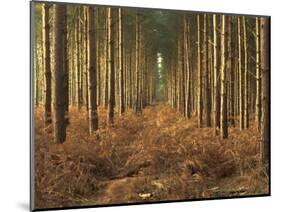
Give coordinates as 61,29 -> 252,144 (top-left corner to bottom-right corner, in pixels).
34,104 -> 269,208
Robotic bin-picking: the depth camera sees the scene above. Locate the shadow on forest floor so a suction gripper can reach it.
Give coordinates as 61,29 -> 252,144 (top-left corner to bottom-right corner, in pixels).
34,104 -> 269,209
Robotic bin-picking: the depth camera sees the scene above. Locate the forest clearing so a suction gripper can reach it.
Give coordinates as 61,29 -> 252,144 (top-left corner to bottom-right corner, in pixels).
32,1 -> 270,209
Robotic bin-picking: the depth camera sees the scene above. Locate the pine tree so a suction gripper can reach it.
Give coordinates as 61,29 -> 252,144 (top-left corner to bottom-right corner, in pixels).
220,15 -> 228,139
107,8 -> 115,125
88,6 -> 99,133
197,15 -> 203,128
260,17 -> 270,166
53,4 -> 67,143
42,3 -> 51,124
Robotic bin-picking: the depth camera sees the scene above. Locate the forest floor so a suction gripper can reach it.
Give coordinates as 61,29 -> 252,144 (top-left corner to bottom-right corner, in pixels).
34,103 -> 269,209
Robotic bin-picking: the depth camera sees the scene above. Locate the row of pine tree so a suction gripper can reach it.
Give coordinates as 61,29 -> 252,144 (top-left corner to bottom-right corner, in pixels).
33,3 -> 269,166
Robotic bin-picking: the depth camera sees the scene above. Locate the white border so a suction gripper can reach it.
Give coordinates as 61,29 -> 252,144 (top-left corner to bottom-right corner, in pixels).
0,0 -> 280,211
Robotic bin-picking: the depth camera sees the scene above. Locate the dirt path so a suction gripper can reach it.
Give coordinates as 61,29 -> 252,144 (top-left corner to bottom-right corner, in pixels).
92,104 -> 266,205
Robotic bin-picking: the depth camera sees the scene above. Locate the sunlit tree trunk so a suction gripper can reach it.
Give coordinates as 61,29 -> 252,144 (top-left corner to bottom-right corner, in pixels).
184,15 -> 191,118
243,16 -> 249,128
118,8 -> 125,115
135,12 -> 142,113
260,17 -> 270,166
75,9 -> 82,110
107,8 -> 115,125
34,44 -> 39,106
83,6 -> 89,111
197,15 -> 203,128
229,17 -> 235,126
238,17 -> 244,130
255,17 -> 261,130
103,14 -> 109,107
220,15 -> 228,139
203,14 -> 211,127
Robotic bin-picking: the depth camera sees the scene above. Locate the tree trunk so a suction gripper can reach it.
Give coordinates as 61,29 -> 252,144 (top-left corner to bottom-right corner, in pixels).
204,14 -> 211,127
220,15 -> 228,139
118,8 -> 125,115
197,15 -> 203,128
213,14 -> 219,134
229,17 -> 235,126
184,15 -> 191,118
63,8 -> 69,126
255,17 -> 261,130
84,6 -> 89,111
88,6 -> 99,134
75,10 -> 82,110
42,3 -> 51,124
243,17 -> 249,128
260,17 -> 270,166
53,5 -> 67,143
238,17 -> 244,130
135,12 -> 142,113
35,44 -> 39,106
107,8 -> 115,125
104,14 -> 109,107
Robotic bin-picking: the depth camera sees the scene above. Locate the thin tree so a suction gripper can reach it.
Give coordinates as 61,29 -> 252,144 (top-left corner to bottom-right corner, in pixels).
229,16 -> 235,126
83,6 -> 89,111
243,16 -> 249,128
118,8 -> 125,114
75,10 -> 82,110
255,17 -> 261,130
42,3 -> 51,124
184,15 -> 191,118
107,8 -> 115,125
197,14 -> 203,128
63,8 -> 69,126
220,15 -> 228,139
103,12 -> 109,107
135,12 -> 142,113
238,17 -> 244,130
203,14 -> 211,127
213,14 -> 219,134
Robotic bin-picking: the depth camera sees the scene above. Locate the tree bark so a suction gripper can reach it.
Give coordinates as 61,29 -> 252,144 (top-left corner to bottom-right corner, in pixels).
204,14 -> 211,127
229,17 -> 235,126
197,15 -> 203,128
88,6 -> 99,133
75,10 -> 82,110
118,8 -> 125,115
220,15 -> 228,139
260,17 -> 270,166
53,5 -> 67,143
84,6 -> 89,111
213,14 -> 219,134
243,16 -> 249,128
135,12 -> 142,113
42,3 -> 51,125
255,17 -> 261,130
107,8 -> 115,125
63,7 -> 69,126
238,17 -> 244,130
184,15 -> 191,118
